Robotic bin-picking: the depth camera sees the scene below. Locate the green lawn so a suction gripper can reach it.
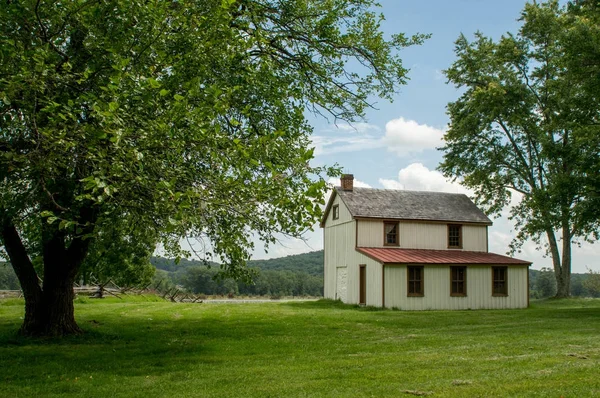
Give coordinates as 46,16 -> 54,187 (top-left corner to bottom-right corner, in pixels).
1,297 -> 599,397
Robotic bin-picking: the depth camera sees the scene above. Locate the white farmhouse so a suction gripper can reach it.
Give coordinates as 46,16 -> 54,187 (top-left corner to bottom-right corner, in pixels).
321,174 -> 531,310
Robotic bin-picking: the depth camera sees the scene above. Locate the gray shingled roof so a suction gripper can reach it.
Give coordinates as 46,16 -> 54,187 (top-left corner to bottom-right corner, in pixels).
335,187 -> 492,225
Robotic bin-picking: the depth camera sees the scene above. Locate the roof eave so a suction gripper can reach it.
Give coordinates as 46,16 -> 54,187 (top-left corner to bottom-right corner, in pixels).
356,247 -> 384,264
355,247 -> 532,266
320,188 -> 341,228
353,215 -> 493,226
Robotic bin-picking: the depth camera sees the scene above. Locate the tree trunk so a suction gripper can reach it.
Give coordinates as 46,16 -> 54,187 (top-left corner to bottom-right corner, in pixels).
556,223 -> 572,298
15,249 -> 82,336
546,229 -> 564,295
1,216 -> 87,336
0,218 -> 47,334
38,274 -> 82,336
19,291 -> 46,335
33,223 -> 83,336
18,276 -> 81,336
547,226 -> 572,298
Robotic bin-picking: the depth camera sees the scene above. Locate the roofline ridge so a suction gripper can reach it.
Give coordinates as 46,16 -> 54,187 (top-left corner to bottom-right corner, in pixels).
335,186 -> 469,196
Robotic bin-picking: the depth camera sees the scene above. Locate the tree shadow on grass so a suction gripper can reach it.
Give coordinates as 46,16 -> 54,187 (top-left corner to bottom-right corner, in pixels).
0,302 -> 320,378
0,312 -> 298,397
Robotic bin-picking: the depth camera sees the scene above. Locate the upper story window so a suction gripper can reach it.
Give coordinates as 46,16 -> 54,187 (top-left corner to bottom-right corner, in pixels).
492,266 -> 508,296
448,224 -> 462,248
407,266 -> 424,296
332,204 -> 339,220
384,222 -> 398,246
450,266 -> 467,296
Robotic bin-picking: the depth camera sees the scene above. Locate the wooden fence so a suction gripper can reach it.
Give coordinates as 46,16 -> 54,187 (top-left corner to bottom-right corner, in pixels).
0,279 -> 208,303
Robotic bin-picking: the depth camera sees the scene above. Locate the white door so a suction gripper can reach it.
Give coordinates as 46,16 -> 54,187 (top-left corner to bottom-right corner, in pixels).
336,267 -> 348,302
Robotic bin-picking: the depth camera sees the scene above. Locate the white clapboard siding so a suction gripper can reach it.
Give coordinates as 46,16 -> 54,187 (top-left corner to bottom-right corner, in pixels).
398,222 -> 447,250
326,193 -> 352,226
323,218 -> 355,299
324,197 -> 383,306
462,225 -> 488,252
383,265 -> 528,310
357,220 -> 488,252
324,222 -> 383,306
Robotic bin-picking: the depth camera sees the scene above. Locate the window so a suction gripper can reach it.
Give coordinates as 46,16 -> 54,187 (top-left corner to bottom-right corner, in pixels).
450,266 -> 467,296
407,266 -> 424,296
492,267 -> 508,296
448,224 -> 462,248
384,222 -> 398,245
332,204 -> 339,220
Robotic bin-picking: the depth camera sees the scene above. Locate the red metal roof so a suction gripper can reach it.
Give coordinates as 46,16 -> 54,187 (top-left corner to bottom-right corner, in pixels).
357,247 -> 531,265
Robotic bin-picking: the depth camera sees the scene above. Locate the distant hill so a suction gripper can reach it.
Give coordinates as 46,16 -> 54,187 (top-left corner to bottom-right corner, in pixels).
151,250 -> 324,276
150,251 -> 324,296
248,251 -> 323,276
151,257 -> 218,273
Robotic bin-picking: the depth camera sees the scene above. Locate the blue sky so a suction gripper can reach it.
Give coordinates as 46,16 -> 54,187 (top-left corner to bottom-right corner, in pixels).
249,0 -> 600,273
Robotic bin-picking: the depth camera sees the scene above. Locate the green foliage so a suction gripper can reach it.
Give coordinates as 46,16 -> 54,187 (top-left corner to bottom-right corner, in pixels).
151,269 -> 178,293
151,257 -> 219,273
153,250 -> 324,276
78,215 -> 156,287
440,1 -> 600,297
0,263 -> 19,290
249,250 -> 324,276
0,0 -> 424,279
530,267 -> 557,298
154,251 -> 325,296
582,268 -> 600,298
1,298 -> 600,396
0,0 -> 424,333
527,268 -> 596,298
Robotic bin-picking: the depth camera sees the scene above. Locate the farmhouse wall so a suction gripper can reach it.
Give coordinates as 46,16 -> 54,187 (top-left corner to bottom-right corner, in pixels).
383,265 -> 529,310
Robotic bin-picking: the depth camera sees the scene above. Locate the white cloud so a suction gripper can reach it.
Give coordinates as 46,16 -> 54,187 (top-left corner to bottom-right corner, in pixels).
311,122 -> 381,156
378,163 -> 469,194
382,117 -> 445,157
331,122 -> 380,134
312,118 -> 445,158
311,134 -> 382,156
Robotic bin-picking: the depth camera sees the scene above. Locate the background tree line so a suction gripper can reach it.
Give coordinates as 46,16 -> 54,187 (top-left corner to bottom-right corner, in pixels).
3,250 -> 600,299
529,267 -> 600,299
152,251 -> 324,297
0,251 -> 325,297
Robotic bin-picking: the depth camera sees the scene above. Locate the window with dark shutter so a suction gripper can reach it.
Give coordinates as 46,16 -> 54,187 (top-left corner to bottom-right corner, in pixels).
384,222 -> 398,246
407,266 -> 424,296
492,267 -> 508,296
332,204 -> 339,220
450,266 -> 467,296
448,224 -> 462,248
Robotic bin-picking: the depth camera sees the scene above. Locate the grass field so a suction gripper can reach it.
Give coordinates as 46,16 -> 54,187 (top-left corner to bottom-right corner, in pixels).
1,297 -> 599,397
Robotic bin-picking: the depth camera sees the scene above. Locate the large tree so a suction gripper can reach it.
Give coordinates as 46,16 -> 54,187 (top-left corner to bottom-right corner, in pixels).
440,0 -> 600,298
0,0 -> 424,335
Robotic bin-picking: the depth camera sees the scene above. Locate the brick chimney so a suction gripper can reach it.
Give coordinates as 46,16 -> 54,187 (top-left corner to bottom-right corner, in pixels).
340,174 -> 354,191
